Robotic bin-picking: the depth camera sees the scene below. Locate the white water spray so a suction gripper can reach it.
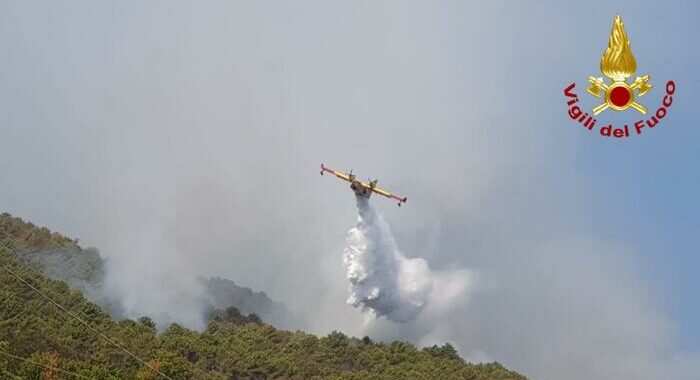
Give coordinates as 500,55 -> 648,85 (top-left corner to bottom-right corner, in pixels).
343,197 -> 436,322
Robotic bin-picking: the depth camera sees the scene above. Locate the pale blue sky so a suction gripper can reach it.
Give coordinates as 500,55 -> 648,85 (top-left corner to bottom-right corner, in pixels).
549,1 -> 699,351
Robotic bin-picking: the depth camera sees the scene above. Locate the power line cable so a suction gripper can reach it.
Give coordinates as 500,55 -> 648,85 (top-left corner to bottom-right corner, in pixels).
0,348 -> 97,380
0,244 -> 174,380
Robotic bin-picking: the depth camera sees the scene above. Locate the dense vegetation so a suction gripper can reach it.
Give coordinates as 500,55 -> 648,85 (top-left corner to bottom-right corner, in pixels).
0,212 -> 526,379
204,277 -> 303,330
0,213 -> 299,328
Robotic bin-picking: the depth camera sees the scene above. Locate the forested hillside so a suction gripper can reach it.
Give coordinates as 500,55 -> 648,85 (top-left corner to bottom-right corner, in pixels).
0,212 -> 527,379
203,277 -> 304,330
0,213 -> 301,329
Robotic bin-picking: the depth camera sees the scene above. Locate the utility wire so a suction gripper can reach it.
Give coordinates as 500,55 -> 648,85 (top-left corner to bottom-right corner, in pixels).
0,244 -> 174,380
0,349 -> 97,380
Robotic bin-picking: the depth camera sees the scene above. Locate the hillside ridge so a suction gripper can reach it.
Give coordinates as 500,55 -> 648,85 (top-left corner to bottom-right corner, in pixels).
0,212 -> 527,379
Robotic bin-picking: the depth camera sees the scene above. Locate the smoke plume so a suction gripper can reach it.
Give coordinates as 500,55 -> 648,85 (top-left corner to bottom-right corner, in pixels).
343,197 -> 470,323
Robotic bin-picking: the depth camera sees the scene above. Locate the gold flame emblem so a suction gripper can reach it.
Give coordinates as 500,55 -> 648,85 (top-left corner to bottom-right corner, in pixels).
587,15 -> 652,115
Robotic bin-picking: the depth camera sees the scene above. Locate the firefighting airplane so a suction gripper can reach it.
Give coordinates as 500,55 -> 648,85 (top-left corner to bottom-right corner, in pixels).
320,163 -> 408,206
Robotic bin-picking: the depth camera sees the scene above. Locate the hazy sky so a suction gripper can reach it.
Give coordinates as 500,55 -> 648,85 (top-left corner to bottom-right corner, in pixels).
1,1 -> 698,379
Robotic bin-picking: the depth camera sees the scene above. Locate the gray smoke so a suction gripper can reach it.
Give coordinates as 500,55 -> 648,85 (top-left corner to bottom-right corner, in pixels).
103,247 -> 209,330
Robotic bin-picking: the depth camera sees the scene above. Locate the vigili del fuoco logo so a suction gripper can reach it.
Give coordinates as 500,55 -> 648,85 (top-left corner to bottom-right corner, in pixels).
563,15 -> 676,138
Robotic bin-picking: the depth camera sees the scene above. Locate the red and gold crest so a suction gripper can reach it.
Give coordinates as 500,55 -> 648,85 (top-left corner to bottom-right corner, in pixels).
586,15 -> 652,115
563,14 -> 676,139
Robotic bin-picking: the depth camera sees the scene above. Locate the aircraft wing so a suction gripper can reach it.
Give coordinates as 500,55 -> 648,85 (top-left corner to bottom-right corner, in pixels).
370,185 -> 408,206
320,163 -> 352,182
321,163 -> 407,206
